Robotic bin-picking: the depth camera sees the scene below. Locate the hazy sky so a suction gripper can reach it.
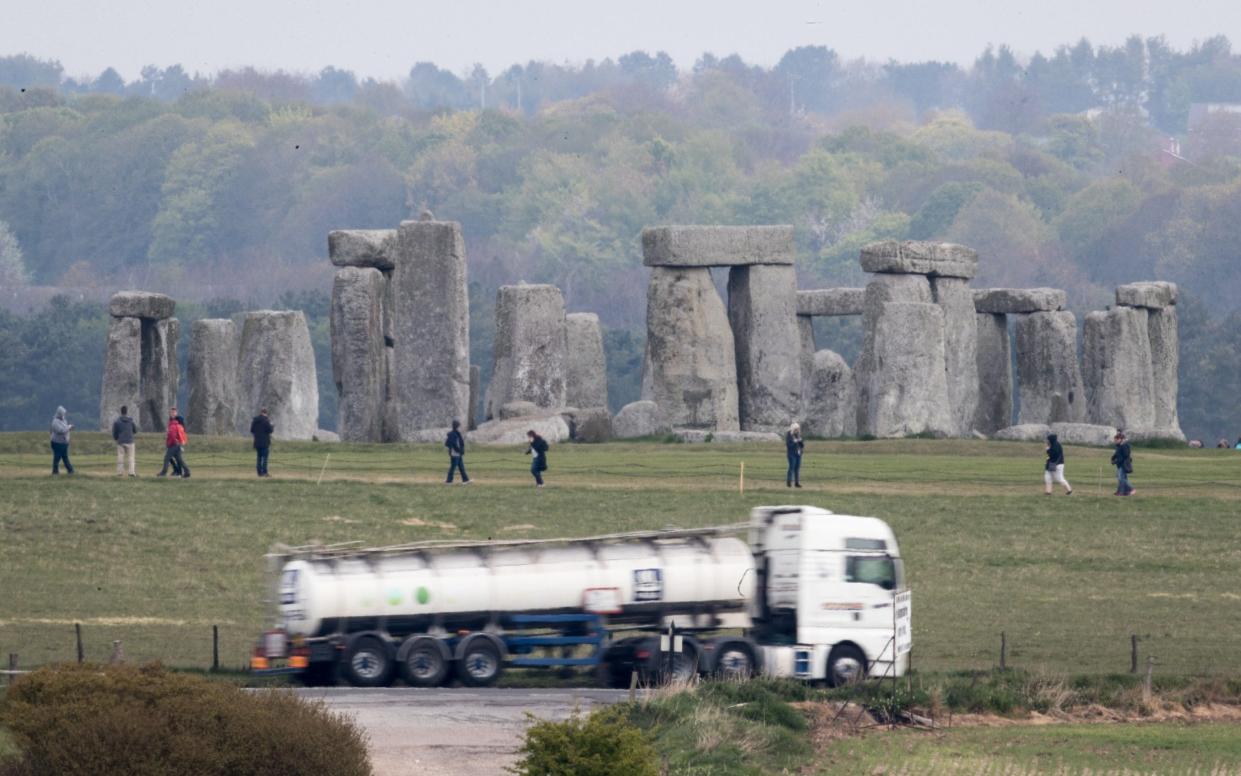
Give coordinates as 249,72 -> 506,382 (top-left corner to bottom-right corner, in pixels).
6,0 -> 1241,81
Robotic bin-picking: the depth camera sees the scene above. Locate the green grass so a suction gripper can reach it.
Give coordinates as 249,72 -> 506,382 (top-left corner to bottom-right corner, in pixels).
817,722 -> 1241,775
0,432 -> 1239,674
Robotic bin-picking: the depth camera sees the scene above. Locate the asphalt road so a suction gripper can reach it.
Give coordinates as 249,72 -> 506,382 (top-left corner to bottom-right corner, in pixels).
295,687 -> 630,776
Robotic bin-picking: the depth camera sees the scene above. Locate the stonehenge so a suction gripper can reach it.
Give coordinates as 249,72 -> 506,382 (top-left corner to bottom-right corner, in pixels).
99,292 -> 179,432
238,311 -> 319,441
802,350 -> 856,438
565,313 -> 608,411
973,312 -> 1012,435
484,284 -> 568,419
331,267 -> 386,442
1014,311 -> 1086,425
728,264 -> 802,431
187,319 -> 241,436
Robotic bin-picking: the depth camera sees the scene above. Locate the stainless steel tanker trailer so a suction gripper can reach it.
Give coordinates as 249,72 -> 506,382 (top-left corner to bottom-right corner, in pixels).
251,505 -> 910,688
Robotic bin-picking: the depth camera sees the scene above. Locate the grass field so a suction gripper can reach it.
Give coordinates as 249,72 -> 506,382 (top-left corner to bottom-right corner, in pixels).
0,431 -> 1238,675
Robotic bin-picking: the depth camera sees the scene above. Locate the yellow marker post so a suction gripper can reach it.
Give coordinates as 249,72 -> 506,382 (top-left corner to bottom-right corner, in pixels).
739,461 -> 745,495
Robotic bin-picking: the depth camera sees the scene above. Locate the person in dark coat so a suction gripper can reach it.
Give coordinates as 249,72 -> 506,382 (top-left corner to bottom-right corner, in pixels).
250,408 -> 274,477
49,406 -> 74,475
444,419 -> 470,484
785,421 -> 804,488
112,405 -> 137,477
526,430 -> 549,488
1110,430 -> 1134,496
1043,433 -> 1072,495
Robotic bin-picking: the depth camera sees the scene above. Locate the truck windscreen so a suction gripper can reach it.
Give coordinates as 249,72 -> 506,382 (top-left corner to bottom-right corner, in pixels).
845,556 -> 896,590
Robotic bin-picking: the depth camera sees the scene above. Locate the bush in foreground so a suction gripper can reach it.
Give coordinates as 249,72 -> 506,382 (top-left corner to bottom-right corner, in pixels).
509,707 -> 658,776
0,663 -> 371,776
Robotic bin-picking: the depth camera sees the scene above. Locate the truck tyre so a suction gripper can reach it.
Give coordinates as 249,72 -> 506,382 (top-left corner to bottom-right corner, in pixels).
712,640 -> 758,679
343,635 -> 394,688
826,644 -> 867,688
644,638 -> 699,684
456,636 -> 504,687
399,637 -> 450,687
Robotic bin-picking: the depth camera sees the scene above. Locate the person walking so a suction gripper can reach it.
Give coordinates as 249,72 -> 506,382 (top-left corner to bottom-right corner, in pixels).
158,408 -> 191,479
1110,430 -> 1134,496
1043,433 -> 1072,495
444,419 -> 470,484
526,429 -> 549,488
785,421 -> 804,488
250,408 -> 274,478
112,405 -> 137,477
49,406 -> 74,475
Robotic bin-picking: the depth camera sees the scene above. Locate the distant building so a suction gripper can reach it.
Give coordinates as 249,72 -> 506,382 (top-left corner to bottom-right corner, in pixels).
1187,102 -> 1241,133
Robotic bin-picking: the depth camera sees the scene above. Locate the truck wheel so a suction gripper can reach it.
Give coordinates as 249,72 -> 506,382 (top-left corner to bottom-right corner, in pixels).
826,645 -> 867,688
456,637 -> 503,687
343,635 -> 394,688
646,640 -> 698,684
714,643 -> 756,679
400,638 -> 450,688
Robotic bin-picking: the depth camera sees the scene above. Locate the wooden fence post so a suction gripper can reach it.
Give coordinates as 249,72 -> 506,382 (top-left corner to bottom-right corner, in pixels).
5,653 -> 15,686
1130,635 -> 1138,674
999,631 -> 1007,671
212,625 -> 220,672
75,622 -> 84,663
1142,656 -> 1155,703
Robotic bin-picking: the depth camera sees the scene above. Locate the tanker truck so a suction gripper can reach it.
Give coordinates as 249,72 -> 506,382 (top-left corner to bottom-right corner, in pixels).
250,505 -> 909,688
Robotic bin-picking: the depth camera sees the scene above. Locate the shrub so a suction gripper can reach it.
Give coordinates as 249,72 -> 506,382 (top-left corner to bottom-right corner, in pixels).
0,663 -> 371,776
508,707 -> 659,776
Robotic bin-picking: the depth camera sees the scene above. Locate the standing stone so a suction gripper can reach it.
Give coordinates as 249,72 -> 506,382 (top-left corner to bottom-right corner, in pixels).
237,311 -> 319,440
468,364 -> 480,431
803,350 -> 857,438
391,219 -> 470,437
797,316 -> 816,409
1082,307 -> 1156,432
1146,306 -> 1183,440
857,302 -> 953,437
484,284 -> 568,419
99,317 -> 142,431
187,319 -> 240,436
728,264 -> 802,431
565,312 -> 608,410
331,267 -> 386,442
974,313 -> 1012,435
854,274 -> 933,434
139,318 -> 179,432
931,276 -> 979,436
1014,311 -> 1086,425
640,267 -> 739,430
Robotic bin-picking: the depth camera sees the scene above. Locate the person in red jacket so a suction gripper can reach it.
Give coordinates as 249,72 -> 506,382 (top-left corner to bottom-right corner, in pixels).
157,408 -> 191,479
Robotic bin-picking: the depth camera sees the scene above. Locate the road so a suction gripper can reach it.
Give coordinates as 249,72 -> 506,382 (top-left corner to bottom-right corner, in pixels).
295,687 -> 629,776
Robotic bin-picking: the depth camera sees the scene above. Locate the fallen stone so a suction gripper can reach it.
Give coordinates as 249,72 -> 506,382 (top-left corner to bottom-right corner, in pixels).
139,318 -> 179,432
331,267 -> 386,442
641,225 -> 795,267
187,319 -> 241,436
641,267 -> 740,430
1050,422 -> 1117,447
484,284 -> 567,419
313,429 -> 341,443
99,316 -> 142,431
796,288 -> 866,317
499,400 -> 542,420
327,229 -> 398,271
109,291 -> 175,320
468,414 -> 571,445
237,310 -> 319,440
932,276 -> 979,437
802,350 -> 857,438
671,429 -> 783,443
390,218 -> 471,439
1014,311 -> 1086,425
728,264 -> 802,431
858,302 -> 954,438
973,313 -> 1012,435
1082,307 -> 1155,432
1115,281 -> 1177,310
973,288 -> 1066,314
563,407 -> 613,443
612,400 -> 666,439
860,241 -> 978,279
1146,306 -> 1183,440
565,312 -> 608,410
992,424 -> 1051,442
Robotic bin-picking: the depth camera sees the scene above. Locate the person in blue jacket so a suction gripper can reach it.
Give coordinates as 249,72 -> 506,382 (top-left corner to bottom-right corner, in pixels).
444,419 -> 470,484
526,429 -> 549,488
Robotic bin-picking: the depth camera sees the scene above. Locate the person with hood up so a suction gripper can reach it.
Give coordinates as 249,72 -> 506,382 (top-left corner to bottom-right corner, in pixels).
250,408 -> 274,478
158,408 -> 191,479
112,405 -> 137,477
444,419 -> 470,484
1110,430 -> 1134,496
785,421 -> 804,488
1043,433 -> 1072,495
49,406 -> 74,475
526,429 -> 549,488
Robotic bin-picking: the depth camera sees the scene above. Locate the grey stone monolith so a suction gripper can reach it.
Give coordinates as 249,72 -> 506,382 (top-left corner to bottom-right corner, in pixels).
139,318 -> 179,432
854,274 -> 934,433
973,313 -> 1012,435
641,225 -> 795,267
1082,307 -> 1155,433
613,400 -> 666,439
99,316 -> 142,431
237,310 -> 319,440
565,312 -> 608,410
803,350 -> 857,438
1049,422 -> 1118,447
993,424 -> 1051,442
187,319 -> 241,436
484,284 -> 568,420
328,229 -> 397,271
1014,311 -> 1086,425
331,267 -> 386,442
640,267 -> 739,430
564,407 -> 613,443
109,291 -> 175,320
1146,306 -> 1183,440
728,264 -> 802,431
858,302 -> 953,437
931,276 -> 979,436
860,241 -> 978,279
390,219 -> 470,437
468,413 -> 570,445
